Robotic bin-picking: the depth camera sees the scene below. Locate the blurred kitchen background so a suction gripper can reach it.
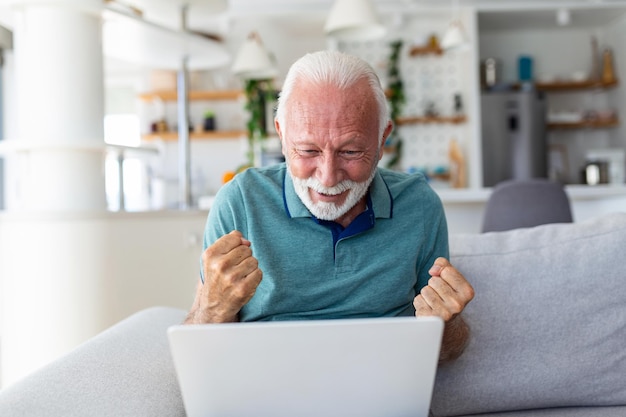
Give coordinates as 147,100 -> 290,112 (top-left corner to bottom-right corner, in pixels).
1,0 -> 626,387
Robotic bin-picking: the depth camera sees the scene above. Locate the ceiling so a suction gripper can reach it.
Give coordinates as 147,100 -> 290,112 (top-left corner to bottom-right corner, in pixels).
3,0 -> 626,80
477,4 -> 626,31
2,1 -> 626,36
108,0 -> 626,34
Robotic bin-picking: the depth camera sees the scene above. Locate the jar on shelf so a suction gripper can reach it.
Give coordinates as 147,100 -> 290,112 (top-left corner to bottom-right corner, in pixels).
601,48 -> 617,84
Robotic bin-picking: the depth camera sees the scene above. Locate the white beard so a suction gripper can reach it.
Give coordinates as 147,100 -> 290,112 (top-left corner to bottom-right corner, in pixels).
289,167 -> 377,221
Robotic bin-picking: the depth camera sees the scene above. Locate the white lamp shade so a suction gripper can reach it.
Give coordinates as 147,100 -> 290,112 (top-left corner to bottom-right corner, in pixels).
324,0 -> 386,41
231,33 -> 277,80
556,8 -> 571,26
441,20 -> 468,51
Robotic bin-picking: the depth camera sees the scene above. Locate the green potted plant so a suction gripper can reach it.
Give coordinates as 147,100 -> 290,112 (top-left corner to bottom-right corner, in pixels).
243,79 -> 276,167
386,39 -> 405,170
203,110 -> 215,131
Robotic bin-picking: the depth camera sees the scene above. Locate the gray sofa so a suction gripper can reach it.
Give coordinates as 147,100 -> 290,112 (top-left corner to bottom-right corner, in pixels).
1,212 -> 625,417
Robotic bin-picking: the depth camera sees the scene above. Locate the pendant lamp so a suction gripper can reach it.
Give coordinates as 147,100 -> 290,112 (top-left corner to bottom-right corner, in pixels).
324,0 -> 386,41
440,19 -> 468,51
440,0 -> 469,51
231,32 -> 277,80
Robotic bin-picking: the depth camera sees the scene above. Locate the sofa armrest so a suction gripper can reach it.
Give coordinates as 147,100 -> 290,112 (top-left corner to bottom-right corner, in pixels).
0,306 -> 187,417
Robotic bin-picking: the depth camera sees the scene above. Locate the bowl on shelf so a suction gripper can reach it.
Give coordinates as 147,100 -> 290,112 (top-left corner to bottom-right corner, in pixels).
547,110 -> 583,123
570,71 -> 589,83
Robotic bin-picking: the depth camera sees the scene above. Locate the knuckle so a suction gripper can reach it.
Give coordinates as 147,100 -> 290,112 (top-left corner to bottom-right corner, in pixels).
441,310 -> 453,322
253,269 -> 263,284
413,295 -> 423,308
466,285 -> 476,301
212,258 -> 230,274
201,248 -> 213,263
246,256 -> 259,269
449,299 -> 464,315
232,283 -> 251,301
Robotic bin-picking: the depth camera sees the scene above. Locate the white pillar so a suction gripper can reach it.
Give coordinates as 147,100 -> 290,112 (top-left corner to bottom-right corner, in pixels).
1,0 -> 108,387
11,0 -> 105,211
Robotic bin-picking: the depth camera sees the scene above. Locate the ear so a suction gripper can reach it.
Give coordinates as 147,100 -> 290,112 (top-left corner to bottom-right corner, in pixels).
275,118 -> 286,155
275,118 -> 282,140
378,121 -> 394,161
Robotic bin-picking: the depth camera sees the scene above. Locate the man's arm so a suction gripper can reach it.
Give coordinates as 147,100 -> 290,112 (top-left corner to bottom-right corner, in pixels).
184,231 -> 263,324
413,257 -> 474,363
438,314 -> 470,364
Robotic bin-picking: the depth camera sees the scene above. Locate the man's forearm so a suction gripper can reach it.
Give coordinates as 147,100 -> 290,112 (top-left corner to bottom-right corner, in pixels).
184,304 -> 239,324
438,315 -> 470,364
183,281 -> 240,324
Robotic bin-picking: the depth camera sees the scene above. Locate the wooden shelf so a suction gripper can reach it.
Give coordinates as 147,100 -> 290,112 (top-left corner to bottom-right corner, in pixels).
408,44 -> 443,57
517,79 -> 619,92
142,130 -> 246,141
395,115 -> 467,126
548,117 -> 619,130
138,89 -> 243,102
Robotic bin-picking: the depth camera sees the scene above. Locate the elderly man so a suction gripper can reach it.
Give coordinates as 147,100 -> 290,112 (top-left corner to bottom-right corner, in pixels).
185,50 -> 474,363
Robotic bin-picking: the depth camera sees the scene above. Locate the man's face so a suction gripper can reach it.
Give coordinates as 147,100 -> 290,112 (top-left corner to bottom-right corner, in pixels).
276,79 -> 388,226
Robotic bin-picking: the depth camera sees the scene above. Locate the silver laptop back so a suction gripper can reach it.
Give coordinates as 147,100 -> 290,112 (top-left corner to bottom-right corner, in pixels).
168,316 -> 443,417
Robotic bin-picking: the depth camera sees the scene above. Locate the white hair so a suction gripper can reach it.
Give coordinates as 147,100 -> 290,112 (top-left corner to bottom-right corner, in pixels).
275,50 -> 390,145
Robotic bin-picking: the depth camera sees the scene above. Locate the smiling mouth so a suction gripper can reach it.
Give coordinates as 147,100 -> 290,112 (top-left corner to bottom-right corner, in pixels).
316,189 -> 342,196
312,189 -> 348,202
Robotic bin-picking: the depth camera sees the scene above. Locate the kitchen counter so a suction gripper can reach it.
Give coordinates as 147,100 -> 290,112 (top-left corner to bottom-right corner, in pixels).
435,184 -> 626,203
437,184 -> 626,234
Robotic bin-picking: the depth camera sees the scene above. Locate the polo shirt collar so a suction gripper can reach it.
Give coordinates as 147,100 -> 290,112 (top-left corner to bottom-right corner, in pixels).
283,169 -> 393,219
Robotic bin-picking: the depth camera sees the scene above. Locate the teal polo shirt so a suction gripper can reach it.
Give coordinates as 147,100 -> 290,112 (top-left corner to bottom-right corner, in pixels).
202,163 -> 449,322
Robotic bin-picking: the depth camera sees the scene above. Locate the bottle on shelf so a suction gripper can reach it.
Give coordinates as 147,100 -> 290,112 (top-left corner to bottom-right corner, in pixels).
601,48 -> 617,84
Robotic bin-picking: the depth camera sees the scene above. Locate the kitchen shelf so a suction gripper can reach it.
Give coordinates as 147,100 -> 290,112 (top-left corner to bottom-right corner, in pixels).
138,89 -> 243,102
548,116 -> 619,130
142,130 -> 246,141
518,79 -> 619,92
408,44 -> 443,57
395,115 -> 467,126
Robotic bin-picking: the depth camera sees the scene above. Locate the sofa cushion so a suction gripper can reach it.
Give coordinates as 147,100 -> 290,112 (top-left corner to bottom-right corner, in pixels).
0,306 -> 187,417
432,212 -> 626,416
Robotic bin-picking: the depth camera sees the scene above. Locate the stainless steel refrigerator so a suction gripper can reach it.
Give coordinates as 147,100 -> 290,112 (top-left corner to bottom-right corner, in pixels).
481,90 -> 547,187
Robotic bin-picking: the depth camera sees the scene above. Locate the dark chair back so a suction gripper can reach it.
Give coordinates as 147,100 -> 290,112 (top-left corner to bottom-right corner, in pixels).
482,178 -> 573,233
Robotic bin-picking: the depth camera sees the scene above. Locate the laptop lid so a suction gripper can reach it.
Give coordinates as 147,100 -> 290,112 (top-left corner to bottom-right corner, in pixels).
168,316 -> 443,417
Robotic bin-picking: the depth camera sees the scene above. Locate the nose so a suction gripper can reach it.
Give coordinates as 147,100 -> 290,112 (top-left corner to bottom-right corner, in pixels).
316,154 -> 342,187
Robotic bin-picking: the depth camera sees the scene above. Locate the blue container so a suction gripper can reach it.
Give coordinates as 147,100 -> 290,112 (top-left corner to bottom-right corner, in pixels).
518,55 -> 533,82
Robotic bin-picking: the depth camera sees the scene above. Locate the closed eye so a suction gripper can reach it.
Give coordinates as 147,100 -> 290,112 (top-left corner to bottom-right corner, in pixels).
341,150 -> 364,159
296,149 -> 320,156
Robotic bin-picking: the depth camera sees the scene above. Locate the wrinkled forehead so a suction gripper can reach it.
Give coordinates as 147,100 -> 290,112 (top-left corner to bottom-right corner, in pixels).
287,78 -> 377,116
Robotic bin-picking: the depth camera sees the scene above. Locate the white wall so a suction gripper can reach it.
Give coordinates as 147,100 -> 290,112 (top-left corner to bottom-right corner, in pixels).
1,49 -> 17,209
605,13 -> 626,154
0,210 -> 207,387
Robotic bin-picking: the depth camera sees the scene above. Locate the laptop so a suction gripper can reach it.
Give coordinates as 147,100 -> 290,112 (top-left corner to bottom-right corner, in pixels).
168,316 -> 443,417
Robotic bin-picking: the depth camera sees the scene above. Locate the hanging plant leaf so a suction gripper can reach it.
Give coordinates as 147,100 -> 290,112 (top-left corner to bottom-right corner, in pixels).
386,39 -> 405,170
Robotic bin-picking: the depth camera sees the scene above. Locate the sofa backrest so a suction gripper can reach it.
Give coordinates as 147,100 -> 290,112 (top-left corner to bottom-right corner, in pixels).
432,212 -> 626,416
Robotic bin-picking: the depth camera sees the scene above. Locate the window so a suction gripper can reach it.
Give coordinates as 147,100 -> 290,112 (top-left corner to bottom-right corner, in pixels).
104,114 -> 150,211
